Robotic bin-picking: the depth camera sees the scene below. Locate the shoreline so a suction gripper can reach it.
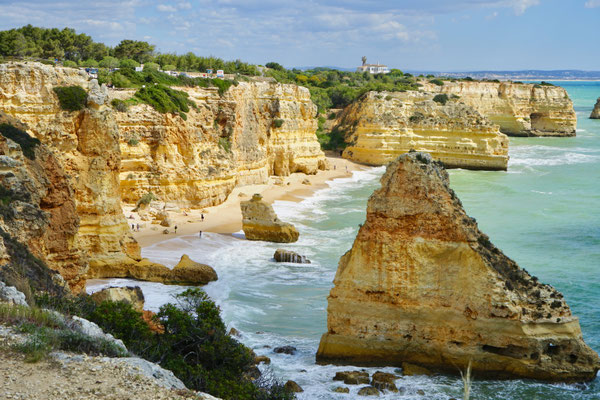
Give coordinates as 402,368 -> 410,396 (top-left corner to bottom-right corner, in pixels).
125,155 -> 365,249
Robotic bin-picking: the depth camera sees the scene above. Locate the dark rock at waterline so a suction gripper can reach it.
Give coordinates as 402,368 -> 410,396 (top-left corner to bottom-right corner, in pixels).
284,380 -> 304,393
357,386 -> 380,396
333,386 -> 350,393
333,371 -> 370,385
273,249 -> 311,264
273,345 -> 297,355
371,371 -> 398,392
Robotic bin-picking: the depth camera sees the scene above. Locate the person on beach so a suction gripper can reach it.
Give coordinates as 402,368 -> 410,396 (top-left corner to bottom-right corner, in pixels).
198,230 -> 203,238
174,225 -> 178,234
136,223 -> 140,232
131,223 -> 135,231
201,213 -> 205,222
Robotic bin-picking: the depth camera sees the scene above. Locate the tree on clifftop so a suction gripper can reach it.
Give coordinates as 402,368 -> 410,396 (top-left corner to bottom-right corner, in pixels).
114,40 -> 155,63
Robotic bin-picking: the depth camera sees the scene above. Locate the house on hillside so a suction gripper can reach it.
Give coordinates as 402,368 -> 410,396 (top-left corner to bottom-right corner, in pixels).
356,56 -> 390,74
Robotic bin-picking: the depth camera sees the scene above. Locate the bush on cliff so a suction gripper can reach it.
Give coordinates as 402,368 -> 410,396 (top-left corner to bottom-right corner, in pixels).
53,86 -> 88,112
133,84 -> 194,117
433,94 -> 449,105
36,288 -> 294,400
317,127 -> 347,151
0,123 -> 41,160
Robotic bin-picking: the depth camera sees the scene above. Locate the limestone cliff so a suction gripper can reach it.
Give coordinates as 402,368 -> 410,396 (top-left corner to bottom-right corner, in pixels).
0,112 -> 84,293
420,81 -> 576,137
590,97 -> 600,119
116,82 -> 327,207
0,62 -> 141,286
316,152 -> 599,382
338,92 -> 508,171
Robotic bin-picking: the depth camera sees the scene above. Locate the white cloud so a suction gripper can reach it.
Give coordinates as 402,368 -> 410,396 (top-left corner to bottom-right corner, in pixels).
178,2 -> 192,10
157,4 -> 177,12
585,0 -> 600,7
510,0 -> 540,15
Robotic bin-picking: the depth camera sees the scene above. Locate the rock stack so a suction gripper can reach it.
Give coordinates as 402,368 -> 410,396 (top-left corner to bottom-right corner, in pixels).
240,194 -> 299,243
316,152 -> 599,382
591,97 -> 600,119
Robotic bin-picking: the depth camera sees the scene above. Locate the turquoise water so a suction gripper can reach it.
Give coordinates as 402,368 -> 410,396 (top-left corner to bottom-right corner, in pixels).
89,81 -> 600,399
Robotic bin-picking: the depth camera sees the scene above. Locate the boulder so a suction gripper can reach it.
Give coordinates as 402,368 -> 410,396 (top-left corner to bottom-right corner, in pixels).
284,380 -> 304,393
160,217 -> 172,227
241,194 -> 299,243
273,345 -> 297,355
591,97 -> 600,119
357,386 -> 380,396
370,371 -> 398,392
333,387 -> 350,393
68,316 -> 127,354
91,286 -> 145,311
401,363 -> 433,376
333,371 -> 370,385
0,282 -> 28,306
273,249 -> 311,264
317,152 -> 600,382
254,355 -> 271,365
170,254 -> 218,285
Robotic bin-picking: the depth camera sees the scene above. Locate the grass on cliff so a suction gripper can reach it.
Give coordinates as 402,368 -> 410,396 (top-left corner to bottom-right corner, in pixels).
53,86 -> 88,112
0,304 -> 126,362
35,289 -> 295,400
0,123 -> 41,160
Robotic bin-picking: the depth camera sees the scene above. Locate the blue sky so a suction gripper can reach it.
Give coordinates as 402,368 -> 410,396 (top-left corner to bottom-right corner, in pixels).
0,0 -> 598,71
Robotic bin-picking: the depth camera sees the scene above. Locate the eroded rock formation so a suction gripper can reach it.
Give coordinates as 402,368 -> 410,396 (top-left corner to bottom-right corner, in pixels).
338,91 -> 508,170
591,97 -> 600,119
241,194 -> 299,243
316,152 -> 599,382
115,82 -> 328,207
0,112 -> 85,292
91,286 -> 145,311
421,81 -> 577,137
0,62 -> 142,285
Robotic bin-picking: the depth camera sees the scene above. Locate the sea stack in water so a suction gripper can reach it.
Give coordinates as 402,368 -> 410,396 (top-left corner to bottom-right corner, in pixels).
316,152 -> 599,382
591,97 -> 600,119
241,194 -> 299,243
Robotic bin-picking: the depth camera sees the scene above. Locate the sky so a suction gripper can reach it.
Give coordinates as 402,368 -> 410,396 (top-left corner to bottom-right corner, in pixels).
0,0 -> 598,71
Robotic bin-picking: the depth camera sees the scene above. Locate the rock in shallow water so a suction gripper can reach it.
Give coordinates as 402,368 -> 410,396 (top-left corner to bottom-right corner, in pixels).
273,249 -> 311,264
317,152 -> 600,382
241,194 -> 299,243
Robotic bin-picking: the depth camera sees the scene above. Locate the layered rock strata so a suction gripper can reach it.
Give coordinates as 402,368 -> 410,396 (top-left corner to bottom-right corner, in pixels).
339,92 -> 508,170
241,194 -> 299,243
316,152 -> 599,382
591,97 -> 600,119
116,82 -> 327,207
421,81 -> 577,137
0,112 -> 85,292
0,62 -> 142,286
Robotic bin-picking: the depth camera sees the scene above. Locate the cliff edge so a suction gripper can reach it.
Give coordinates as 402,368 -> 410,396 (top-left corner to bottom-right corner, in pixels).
338,91 -> 508,171
316,152 -> 599,382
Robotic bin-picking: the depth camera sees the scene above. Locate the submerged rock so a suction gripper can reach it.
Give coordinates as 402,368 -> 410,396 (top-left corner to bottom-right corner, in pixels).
333,371 -> 370,385
357,386 -> 380,396
284,380 -> 304,393
316,152 -> 600,382
273,345 -> 297,355
273,249 -> 311,264
591,97 -> 600,119
241,194 -> 299,243
370,371 -> 398,392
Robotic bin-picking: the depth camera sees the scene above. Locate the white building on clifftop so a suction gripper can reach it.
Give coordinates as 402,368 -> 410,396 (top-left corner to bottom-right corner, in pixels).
356,56 -> 389,74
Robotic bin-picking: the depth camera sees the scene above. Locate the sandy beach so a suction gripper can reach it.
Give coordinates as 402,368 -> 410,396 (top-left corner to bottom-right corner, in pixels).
124,155 -> 365,248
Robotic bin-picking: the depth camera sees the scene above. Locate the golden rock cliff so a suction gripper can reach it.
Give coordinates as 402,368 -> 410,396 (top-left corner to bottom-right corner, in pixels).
0,62 -> 142,286
0,112 -> 85,293
338,91 -> 508,171
590,97 -> 600,119
421,81 -> 577,137
316,152 -> 599,382
116,82 -> 327,207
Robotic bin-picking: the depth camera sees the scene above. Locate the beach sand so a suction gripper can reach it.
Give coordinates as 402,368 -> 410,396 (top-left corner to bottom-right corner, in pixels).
124,155 -> 365,249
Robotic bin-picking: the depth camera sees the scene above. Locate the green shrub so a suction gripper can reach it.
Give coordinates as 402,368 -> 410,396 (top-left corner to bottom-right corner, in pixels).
317,128 -> 346,151
119,58 -> 140,69
430,79 -> 444,86
162,64 -> 177,71
133,85 -> 193,116
111,98 -> 129,112
409,112 -> 425,123
461,76 -> 474,82
128,138 -> 139,146
136,192 -> 156,207
110,72 -> 133,88
273,119 -> 284,128
62,60 -> 78,68
433,94 -> 449,105
218,137 -> 232,153
327,112 -> 336,120
540,81 -> 554,86
53,86 -> 88,111
211,78 -> 234,95
88,301 -> 152,345
144,62 -> 160,70
0,123 -> 41,160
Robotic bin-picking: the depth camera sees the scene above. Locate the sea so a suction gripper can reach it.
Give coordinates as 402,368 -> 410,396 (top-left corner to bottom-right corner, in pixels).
88,81 -> 600,399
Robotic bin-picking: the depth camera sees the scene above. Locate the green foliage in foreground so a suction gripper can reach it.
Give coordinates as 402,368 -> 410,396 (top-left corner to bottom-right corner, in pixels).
36,289 -> 294,400
0,123 -> 41,160
52,86 -> 88,111
433,93 -> 450,105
